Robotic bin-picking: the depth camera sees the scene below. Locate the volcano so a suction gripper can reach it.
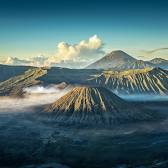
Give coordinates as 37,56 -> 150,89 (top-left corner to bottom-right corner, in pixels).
86,50 -> 154,70
44,86 -> 154,126
86,50 -> 136,70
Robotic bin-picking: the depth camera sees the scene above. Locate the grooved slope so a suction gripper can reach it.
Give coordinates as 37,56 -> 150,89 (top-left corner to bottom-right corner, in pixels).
44,87 -> 154,126
88,68 -> 168,95
0,68 -> 47,96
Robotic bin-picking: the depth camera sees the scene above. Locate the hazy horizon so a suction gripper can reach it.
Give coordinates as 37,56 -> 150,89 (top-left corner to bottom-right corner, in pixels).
0,0 -> 168,68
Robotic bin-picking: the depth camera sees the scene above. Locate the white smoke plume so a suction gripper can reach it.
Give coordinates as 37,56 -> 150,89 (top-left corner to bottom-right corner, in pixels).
23,85 -> 65,94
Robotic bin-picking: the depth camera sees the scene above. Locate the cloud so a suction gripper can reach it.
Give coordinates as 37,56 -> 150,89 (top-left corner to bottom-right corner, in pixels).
1,55 -> 49,67
3,57 -> 32,66
0,84 -> 73,113
141,48 -> 168,55
31,54 -> 49,67
0,35 -> 105,68
45,35 -> 105,66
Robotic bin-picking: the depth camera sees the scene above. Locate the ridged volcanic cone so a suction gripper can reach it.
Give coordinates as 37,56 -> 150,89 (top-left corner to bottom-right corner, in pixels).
44,87 -> 154,126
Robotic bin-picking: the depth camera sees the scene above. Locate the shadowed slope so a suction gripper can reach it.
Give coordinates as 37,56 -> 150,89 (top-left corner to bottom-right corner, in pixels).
44,87 -> 154,126
0,64 -> 31,82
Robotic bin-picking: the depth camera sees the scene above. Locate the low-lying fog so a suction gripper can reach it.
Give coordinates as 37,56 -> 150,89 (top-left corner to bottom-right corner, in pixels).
0,84 -> 73,113
0,84 -> 168,113
120,94 -> 168,101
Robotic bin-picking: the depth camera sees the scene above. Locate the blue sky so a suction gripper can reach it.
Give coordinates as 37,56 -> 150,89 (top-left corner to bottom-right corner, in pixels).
0,0 -> 168,63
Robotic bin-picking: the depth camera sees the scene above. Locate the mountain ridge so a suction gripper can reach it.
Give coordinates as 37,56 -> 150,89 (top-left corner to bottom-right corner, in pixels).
0,67 -> 47,96
87,67 -> 168,95
0,66 -> 168,96
86,50 -> 168,70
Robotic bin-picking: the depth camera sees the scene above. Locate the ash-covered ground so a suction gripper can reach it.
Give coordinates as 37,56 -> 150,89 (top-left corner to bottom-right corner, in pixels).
0,89 -> 168,168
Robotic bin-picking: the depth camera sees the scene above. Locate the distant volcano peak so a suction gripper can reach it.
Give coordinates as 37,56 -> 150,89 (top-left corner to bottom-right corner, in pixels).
106,50 -> 135,58
86,50 -> 137,70
110,50 -> 129,55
